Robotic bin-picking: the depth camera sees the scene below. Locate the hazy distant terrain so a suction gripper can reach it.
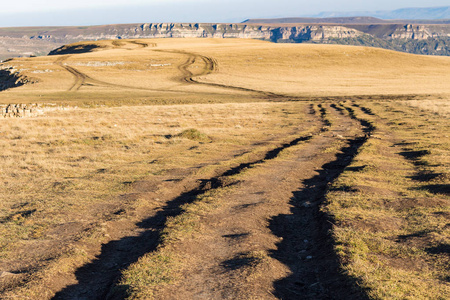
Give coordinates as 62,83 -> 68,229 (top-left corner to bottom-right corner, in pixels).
312,6 -> 450,19
243,16 -> 450,24
0,6 -> 449,60
1,20 -> 450,61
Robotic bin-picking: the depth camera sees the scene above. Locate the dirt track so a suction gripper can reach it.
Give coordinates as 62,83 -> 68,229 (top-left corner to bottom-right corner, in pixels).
3,43 -> 378,299
53,42 -> 166,92
142,104 -> 372,299
158,49 -> 285,99
41,102 -> 373,300
55,45 -> 285,99
54,55 -> 171,93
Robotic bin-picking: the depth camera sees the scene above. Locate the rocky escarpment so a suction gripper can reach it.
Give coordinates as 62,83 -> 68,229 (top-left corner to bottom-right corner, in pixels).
349,24 -> 450,40
37,23 -> 370,42
42,23 -> 450,55
329,24 -> 450,55
270,25 -> 363,42
35,23 -> 363,42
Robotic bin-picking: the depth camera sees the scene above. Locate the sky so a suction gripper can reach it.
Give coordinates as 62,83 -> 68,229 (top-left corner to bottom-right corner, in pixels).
0,0 -> 449,27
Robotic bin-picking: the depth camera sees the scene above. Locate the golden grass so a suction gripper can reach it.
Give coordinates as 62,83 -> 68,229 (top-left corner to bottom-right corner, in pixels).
1,38 -> 449,298
0,101 -> 311,298
195,42 -> 450,97
401,99 -> 450,117
325,101 -> 450,299
1,39 -> 449,106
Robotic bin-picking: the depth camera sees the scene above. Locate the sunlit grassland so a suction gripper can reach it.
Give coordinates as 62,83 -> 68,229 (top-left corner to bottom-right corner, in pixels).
1,39 -> 450,107
1,38 -> 449,298
198,43 -> 450,97
0,101 -> 312,296
325,100 -> 449,299
401,99 -> 450,117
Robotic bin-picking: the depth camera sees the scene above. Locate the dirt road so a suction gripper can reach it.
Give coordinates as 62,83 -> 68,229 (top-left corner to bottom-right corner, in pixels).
142,104 -> 371,299
1,43 -> 376,300
44,103 -> 372,300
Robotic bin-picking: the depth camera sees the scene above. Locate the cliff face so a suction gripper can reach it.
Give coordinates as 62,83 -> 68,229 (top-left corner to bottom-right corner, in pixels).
390,24 -> 450,39
0,23 -> 449,59
271,26 -> 363,42
35,23 -> 364,42
38,22 -> 450,45
349,24 -> 450,40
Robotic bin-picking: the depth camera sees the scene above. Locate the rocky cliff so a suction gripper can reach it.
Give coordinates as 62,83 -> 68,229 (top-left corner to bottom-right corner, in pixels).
1,22 -> 449,59
18,23 -> 366,42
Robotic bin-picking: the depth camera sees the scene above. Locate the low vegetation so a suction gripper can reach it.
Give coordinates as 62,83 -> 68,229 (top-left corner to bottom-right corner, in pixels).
324,101 -> 449,299
0,38 -> 448,299
0,101 -> 313,298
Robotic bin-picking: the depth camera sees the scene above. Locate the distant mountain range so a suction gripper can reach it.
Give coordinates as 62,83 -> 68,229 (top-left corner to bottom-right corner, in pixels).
243,17 -> 450,25
243,6 -> 450,25
312,6 -> 449,20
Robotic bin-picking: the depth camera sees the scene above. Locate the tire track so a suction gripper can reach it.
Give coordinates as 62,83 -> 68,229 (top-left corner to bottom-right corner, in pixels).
54,59 -> 172,93
54,56 -> 86,92
127,40 -> 157,48
54,42 -> 164,92
269,103 -> 373,300
2,110 -> 320,299
49,107 -> 323,299
154,49 -> 286,99
133,103 -> 371,299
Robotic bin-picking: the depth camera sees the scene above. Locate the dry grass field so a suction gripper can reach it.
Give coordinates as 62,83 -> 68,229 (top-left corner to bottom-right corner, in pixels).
2,38 -> 450,105
0,38 -> 449,299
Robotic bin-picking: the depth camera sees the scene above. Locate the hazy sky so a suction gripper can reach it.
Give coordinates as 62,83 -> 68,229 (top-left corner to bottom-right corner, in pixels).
1,0 -> 449,26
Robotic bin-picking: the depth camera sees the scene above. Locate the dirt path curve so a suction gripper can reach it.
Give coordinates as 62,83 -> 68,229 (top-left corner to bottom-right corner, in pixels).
46,105 -> 323,299
54,56 -> 86,91
53,43 -> 168,92
150,104 -> 370,299
54,44 -> 289,100
54,56 -> 169,92
154,49 -> 286,99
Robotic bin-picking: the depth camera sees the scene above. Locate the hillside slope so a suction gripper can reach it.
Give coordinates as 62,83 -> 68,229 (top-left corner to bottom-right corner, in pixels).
1,38 -> 449,105
0,38 -> 448,300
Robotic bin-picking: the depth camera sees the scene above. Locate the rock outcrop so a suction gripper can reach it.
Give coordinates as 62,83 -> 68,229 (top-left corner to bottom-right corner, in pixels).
0,103 -> 74,118
271,26 -> 363,42
36,23 -> 368,42
0,68 -> 37,91
0,103 -> 43,118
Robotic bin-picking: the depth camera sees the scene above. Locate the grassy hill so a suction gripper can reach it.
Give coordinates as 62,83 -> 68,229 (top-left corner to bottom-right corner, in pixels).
0,39 -> 448,299
1,38 -> 449,106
